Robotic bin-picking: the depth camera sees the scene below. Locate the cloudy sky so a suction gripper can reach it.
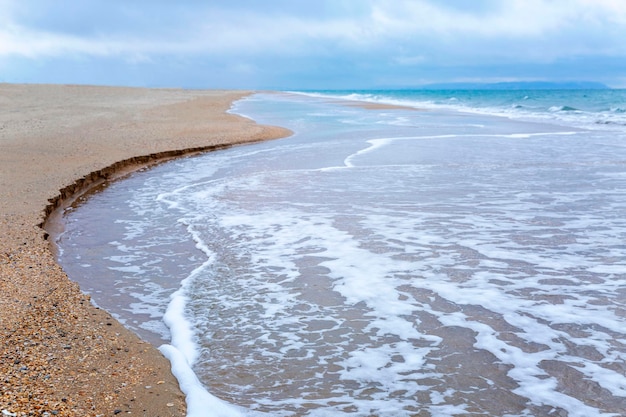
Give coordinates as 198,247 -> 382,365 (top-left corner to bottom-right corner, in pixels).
1,0 -> 625,89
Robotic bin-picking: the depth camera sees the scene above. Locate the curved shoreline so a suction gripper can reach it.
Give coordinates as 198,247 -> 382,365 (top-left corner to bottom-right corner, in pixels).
0,84 -> 291,416
42,139 -> 281,241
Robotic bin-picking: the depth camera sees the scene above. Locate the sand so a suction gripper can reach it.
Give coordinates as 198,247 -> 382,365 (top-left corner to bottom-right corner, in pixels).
0,84 -> 291,416
343,101 -> 421,110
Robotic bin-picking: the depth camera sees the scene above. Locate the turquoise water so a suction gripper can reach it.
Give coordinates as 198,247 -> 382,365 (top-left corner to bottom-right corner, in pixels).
301,89 -> 626,129
58,90 -> 626,416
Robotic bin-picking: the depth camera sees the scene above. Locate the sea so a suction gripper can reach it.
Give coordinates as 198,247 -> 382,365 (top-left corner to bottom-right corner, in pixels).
56,89 -> 626,417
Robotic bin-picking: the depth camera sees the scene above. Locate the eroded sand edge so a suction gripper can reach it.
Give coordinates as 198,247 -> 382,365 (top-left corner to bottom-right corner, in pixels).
0,84 -> 290,416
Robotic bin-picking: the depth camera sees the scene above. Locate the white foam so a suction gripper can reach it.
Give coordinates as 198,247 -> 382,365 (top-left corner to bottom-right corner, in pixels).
58,91 -> 626,416
159,251 -> 247,416
292,91 -> 626,131
159,344 -> 249,417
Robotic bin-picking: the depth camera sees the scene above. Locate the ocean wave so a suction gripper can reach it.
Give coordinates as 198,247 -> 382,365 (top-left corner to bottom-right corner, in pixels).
59,91 -> 626,416
549,105 -> 580,112
293,90 -> 626,133
595,120 -> 626,126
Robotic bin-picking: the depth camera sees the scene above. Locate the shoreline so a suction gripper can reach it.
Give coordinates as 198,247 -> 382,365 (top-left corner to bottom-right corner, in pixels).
0,84 -> 291,416
43,139 -> 279,253
281,91 -> 423,111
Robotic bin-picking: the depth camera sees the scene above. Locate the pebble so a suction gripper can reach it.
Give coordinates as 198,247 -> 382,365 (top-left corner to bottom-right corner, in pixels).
0,85 -> 264,417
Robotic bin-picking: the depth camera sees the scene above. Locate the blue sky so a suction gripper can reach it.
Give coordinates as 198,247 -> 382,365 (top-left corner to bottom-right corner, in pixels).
1,0 -> 625,89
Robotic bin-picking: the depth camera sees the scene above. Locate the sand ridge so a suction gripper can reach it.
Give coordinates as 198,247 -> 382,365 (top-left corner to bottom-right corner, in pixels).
0,84 -> 291,416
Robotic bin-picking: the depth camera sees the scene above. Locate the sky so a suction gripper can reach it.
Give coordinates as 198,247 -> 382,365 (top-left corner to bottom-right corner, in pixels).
1,0 -> 625,89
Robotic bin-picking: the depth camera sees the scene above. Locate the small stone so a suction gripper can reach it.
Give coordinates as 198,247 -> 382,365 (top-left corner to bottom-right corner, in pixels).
166,403 -> 174,407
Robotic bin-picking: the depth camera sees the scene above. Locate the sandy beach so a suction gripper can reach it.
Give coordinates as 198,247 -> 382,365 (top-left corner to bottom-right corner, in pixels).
0,84 -> 291,416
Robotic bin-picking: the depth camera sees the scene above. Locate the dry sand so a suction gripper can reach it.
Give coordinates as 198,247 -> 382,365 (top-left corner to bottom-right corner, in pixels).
0,84 -> 291,416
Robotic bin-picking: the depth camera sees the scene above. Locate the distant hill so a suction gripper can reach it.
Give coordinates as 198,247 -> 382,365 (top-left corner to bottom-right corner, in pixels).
420,81 -> 610,90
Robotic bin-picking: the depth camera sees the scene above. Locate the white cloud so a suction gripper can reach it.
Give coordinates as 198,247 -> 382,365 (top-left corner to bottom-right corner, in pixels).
367,0 -> 621,45
0,0 -> 624,87
1,0 -> 625,60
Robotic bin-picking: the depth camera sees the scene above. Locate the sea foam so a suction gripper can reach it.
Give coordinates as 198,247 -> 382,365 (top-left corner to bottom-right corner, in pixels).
57,91 -> 626,416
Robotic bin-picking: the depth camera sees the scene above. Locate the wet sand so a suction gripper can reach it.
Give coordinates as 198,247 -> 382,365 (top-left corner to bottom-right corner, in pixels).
0,84 -> 291,416
342,101 -> 421,110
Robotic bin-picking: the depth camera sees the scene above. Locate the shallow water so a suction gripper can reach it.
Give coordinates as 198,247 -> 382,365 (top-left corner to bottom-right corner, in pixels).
58,93 -> 626,416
